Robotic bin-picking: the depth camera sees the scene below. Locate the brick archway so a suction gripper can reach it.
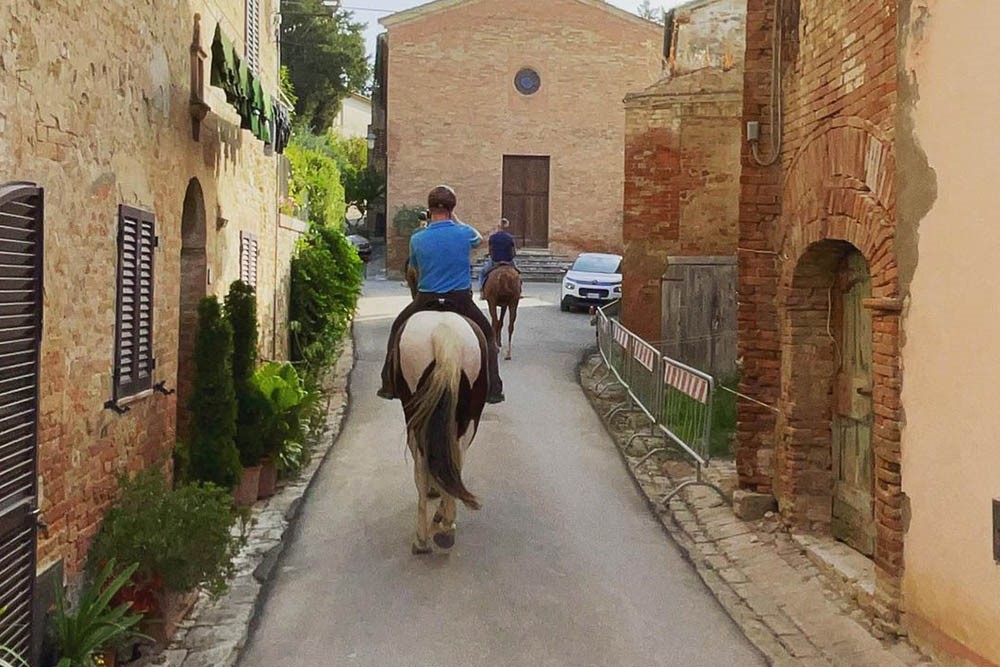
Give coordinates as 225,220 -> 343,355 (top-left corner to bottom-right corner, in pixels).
775,122 -> 904,626
176,178 -> 207,440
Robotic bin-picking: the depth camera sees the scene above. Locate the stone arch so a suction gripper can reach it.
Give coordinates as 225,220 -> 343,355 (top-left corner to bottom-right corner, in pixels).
773,123 -> 904,624
176,178 -> 207,439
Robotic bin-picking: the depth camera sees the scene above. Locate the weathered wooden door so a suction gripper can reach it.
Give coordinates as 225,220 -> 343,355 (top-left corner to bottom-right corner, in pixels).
502,156 -> 549,248
0,183 -> 43,659
832,250 -> 875,556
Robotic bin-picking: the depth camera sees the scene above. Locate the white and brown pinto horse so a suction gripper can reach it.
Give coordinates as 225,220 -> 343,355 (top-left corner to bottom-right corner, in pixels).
395,309 -> 488,554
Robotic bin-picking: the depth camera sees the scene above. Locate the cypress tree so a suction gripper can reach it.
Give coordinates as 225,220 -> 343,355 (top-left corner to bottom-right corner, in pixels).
188,296 -> 241,488
225,281 -> 264,467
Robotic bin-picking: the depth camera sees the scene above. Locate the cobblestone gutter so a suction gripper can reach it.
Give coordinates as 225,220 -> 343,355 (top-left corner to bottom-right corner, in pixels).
578,352 -> 932,667
149,333 -> 356,667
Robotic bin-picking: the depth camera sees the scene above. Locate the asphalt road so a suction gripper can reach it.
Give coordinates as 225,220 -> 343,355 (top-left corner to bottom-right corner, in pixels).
240,280 -> 764,667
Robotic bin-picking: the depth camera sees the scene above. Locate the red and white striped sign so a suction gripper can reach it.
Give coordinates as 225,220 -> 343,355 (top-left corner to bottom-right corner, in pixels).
613,323 -> 629,348
663,361 -> 710,404
632,341 -> 657,372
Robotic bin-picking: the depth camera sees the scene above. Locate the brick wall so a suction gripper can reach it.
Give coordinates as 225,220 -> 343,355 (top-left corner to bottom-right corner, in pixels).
736,0 -> 902,627
382,0 -> 663,277
1,0 -> 288,576
621,0 -> 745,341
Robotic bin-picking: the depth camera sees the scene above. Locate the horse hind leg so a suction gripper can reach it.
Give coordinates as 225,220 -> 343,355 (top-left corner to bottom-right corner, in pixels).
432,434 -> 468,550
412,450 -> 433,555
505,302 -> 517,361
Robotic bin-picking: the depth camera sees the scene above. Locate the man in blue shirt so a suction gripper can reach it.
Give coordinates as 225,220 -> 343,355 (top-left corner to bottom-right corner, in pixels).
379,186 -> 504,404
478,218 -> 519,295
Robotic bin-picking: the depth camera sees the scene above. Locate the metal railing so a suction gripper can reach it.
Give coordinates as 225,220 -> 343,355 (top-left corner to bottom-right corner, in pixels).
594,303 -> 728,505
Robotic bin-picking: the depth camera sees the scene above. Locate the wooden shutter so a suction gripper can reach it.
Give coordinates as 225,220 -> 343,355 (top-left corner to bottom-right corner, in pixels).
240,231 -> 259,287
0,182 -> 43,660
115,206 -> 156,400
246,0 -> 260,73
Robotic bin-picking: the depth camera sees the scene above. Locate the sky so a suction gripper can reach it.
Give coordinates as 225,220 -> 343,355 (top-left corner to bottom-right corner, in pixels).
344,0 -> 690,59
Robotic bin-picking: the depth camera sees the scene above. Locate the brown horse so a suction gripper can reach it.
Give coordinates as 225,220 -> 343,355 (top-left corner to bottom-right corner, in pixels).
483,264 -> 522,360
394,310 -> 488,554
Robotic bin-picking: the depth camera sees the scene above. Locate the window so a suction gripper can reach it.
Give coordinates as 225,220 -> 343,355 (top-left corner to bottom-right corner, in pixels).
246,0 -> 261,73
514,68 -> 541,95
240,231 -> 259,287
114,206 -> 156,400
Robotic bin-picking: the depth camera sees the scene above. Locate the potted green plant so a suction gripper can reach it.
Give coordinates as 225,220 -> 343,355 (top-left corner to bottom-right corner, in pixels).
87,471 -> 243,644
225,281 -> 265,505
188,296 -> 242,494
51,560 -> 147,667
249,362 -> 318,489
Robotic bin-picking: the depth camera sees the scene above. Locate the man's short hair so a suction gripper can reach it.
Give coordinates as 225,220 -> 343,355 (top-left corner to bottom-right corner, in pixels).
499,218 -> 510,229
427,185 -> 457,213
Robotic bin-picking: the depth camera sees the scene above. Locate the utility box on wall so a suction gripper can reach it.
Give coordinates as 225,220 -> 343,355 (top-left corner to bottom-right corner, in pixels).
660,256 -> 737,379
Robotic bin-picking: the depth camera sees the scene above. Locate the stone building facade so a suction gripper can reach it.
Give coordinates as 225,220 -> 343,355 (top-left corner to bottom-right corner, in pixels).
377,0 -> 663,277
0,0 -> 300,650
621,0 -> 746,343
734,0 -> 902,630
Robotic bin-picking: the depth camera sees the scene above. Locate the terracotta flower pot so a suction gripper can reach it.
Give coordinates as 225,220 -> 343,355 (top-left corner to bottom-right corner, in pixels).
139,590 -> 199,646
257,456 -> 278,499
95,647 -> 117,667
234,465 -> 262,506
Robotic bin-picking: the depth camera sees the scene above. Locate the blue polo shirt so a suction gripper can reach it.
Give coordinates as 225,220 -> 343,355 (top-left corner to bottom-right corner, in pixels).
410,220 -> 481,293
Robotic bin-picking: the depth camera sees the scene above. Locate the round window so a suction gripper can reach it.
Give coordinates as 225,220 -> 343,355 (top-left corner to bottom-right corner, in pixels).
514,68 -> 541,96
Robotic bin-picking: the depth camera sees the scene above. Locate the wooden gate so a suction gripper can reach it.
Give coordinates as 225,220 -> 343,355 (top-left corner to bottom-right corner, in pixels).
501,156 -> 549,248
831,250 -> 875,556
0,183 -> 43,659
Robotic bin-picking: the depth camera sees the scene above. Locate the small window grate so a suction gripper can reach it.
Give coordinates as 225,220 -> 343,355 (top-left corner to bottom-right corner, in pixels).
240,231 -> 259,287
114,206 -> 156,400
246,0 -> 261,73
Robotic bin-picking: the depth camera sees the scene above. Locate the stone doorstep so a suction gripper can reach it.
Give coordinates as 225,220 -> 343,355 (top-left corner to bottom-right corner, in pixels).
791,533 -> 878,614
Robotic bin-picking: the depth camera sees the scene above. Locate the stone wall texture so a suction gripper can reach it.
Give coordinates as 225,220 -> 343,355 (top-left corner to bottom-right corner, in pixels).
381,0 -> 663,277
0,0 -> 297,577
735,0 -> 902,628
621,0 -> 745,341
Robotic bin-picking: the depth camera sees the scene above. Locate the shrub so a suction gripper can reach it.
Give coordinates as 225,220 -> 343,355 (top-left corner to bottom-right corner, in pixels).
393,204 -> 426,237
188,297 -> 241,488
289,224 -> 362,379
225,281 -> 264,467
87,470 -> 242,598
250,362 -> 319,474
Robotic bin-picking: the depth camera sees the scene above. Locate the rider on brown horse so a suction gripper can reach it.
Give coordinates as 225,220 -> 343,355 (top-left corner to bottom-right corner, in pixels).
479,217 -> 520,298
378,186 -> 505,404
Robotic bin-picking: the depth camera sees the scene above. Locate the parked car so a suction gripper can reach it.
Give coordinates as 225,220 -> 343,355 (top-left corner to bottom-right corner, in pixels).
347,234 -> 372,263
560,252 -> 622,312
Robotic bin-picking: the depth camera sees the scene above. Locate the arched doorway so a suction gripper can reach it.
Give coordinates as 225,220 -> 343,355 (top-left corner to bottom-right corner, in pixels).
176,179 -> 207,440
778,240 -> 875,556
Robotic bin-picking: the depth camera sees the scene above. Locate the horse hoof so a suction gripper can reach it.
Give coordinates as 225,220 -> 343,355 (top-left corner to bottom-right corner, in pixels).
505,353 -> 512,361
412,541 -> 432,555
433,531 -> 456,550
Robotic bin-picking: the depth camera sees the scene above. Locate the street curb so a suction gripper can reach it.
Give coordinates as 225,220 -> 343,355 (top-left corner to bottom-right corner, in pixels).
575,352 -> 783,665
578,349 -> 930,667
159,329 -> 357,667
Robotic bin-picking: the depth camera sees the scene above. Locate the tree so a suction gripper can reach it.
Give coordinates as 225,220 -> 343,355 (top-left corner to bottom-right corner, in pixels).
285,141 -> 346,228
637,0 -> 666,24
188,297 -> 242,489
281,1 -> 370,132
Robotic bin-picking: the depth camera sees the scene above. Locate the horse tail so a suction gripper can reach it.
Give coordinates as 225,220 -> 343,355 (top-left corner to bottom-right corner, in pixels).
406,323 -> 480,510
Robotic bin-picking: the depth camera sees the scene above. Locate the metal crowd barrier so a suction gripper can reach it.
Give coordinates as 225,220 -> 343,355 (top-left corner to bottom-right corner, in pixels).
593,303 -> 727,505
